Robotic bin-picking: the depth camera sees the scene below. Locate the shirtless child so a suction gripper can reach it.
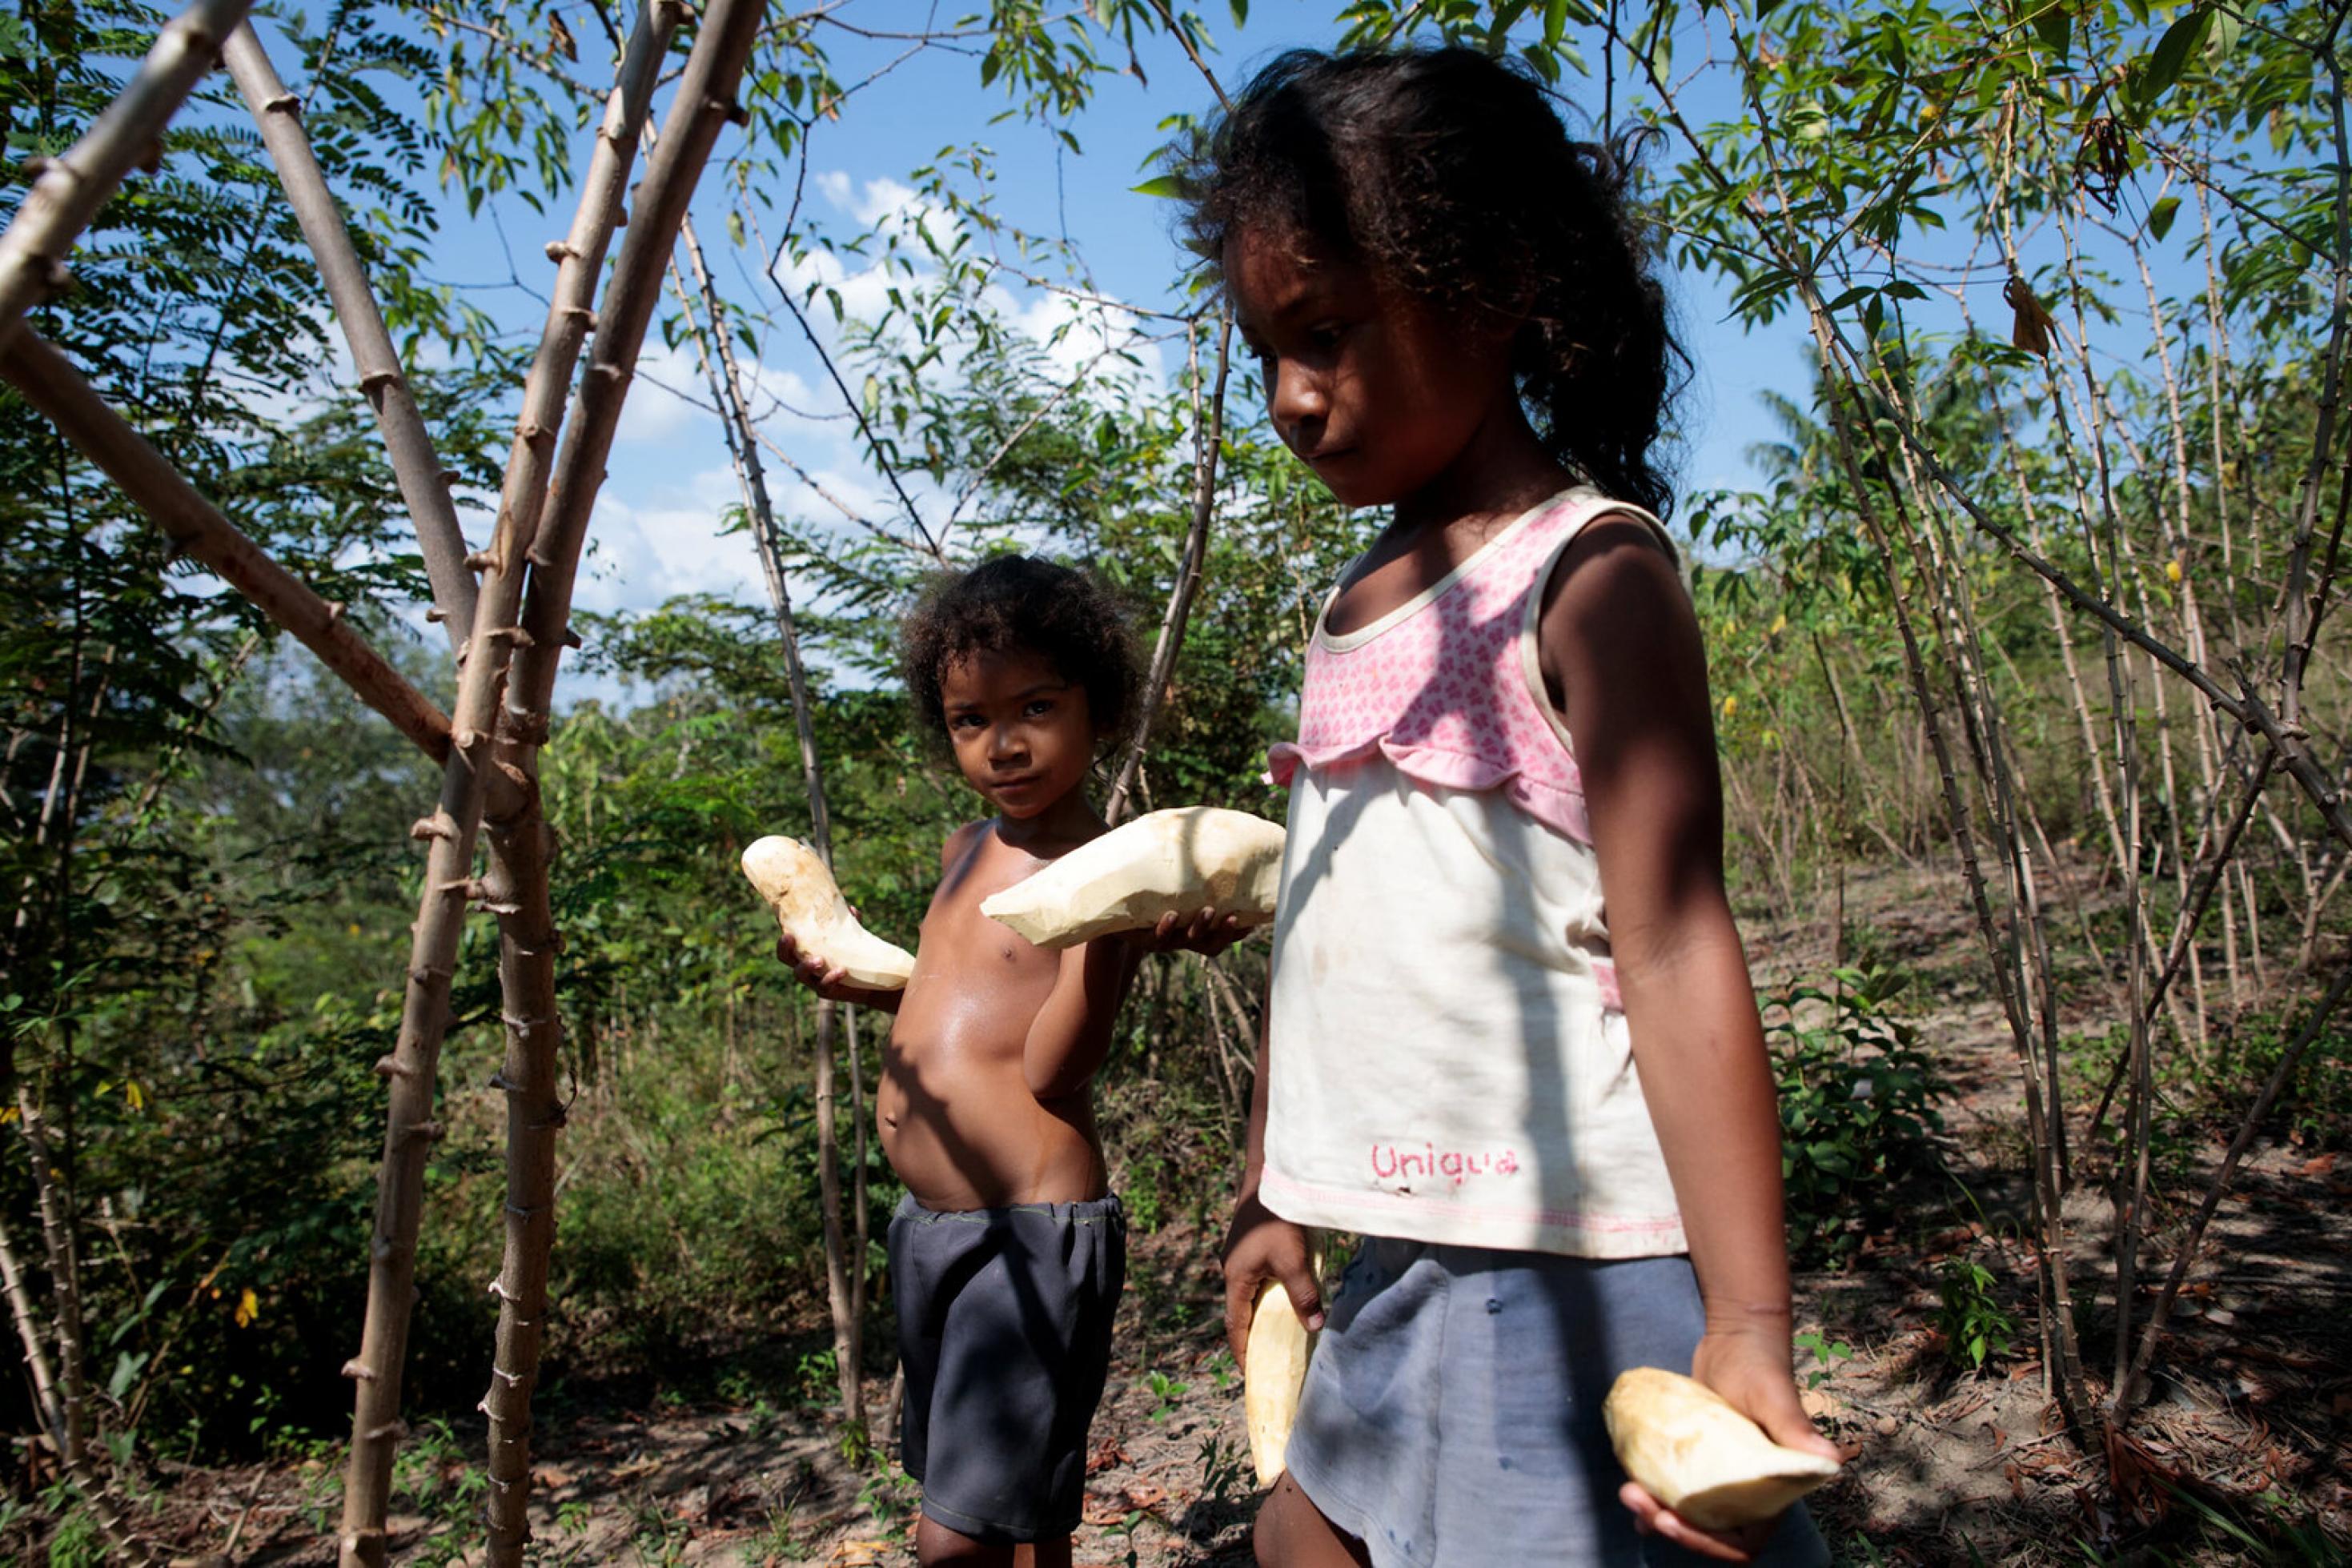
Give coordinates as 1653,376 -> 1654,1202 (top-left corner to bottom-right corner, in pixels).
777,555 -> 1241,1568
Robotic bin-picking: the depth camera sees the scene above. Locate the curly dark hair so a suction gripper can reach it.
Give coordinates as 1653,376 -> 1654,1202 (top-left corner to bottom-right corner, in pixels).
901,554 -> 1142,762
1174,46 -> 1686,520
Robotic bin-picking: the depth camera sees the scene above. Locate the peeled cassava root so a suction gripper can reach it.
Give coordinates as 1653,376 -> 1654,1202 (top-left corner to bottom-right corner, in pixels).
1245,1280 -> 1314,1488
980,806 -> 1285,949
740,836 -> 916,989
1603,1368 -> 1841,1530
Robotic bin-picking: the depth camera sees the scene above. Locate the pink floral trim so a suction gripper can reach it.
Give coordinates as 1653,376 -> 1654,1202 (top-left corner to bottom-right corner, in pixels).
1268,491 -> 1642,847
1264,737 -> 1595,845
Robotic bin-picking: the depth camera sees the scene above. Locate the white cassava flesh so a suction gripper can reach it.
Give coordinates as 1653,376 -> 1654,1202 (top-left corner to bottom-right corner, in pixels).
980,806 -> 1286,949
1603,1367 -> 1841,1530
1244,1280 -> 1314,1487
740,836 -> 916,989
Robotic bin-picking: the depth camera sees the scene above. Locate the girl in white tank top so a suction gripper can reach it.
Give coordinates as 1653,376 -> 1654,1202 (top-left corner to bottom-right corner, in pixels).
1175,46 -> 1842,1568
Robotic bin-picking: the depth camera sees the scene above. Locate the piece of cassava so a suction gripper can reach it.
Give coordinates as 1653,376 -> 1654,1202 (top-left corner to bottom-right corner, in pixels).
979,806 -> 1286,948
740,835 -> 916,989
1603,1367 -> 1841,1530
1244,1279 -> 1314,1487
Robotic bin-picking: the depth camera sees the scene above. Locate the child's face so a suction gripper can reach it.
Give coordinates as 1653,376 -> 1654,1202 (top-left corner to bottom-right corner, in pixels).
937,647 -> 1098,820
1225,224 -> 1519,511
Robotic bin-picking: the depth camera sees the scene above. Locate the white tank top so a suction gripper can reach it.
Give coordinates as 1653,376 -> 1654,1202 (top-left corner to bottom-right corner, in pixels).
1259,489 -> 1688,1257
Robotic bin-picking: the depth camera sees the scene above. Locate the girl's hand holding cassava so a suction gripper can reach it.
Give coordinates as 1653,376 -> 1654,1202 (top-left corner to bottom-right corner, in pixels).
1618,1327 -> 1844,1563
774,930 -> 903,1011
1219,1189 -> 1324,1365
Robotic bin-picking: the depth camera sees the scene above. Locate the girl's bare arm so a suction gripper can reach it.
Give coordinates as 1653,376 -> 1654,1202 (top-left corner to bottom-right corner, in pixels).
1544,517 -> 1840,1561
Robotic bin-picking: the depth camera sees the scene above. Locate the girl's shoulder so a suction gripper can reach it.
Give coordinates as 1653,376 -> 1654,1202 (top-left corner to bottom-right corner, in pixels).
1535,500 -> 1705,694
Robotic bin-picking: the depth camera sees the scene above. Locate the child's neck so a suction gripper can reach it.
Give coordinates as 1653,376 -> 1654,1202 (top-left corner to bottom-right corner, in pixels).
994,785 -> 1105,852
1392,399 -> 1572,538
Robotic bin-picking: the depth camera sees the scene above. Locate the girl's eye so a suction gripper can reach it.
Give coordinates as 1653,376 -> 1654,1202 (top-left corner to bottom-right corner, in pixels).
1308,322 -> 1346,351
1025,700 -> 1054,718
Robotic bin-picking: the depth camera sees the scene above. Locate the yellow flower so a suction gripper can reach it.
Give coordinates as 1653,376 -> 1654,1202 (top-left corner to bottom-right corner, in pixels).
1721,696 -> 1740,720
235,1288 -> 260,1329
2165,559 -> 2183,584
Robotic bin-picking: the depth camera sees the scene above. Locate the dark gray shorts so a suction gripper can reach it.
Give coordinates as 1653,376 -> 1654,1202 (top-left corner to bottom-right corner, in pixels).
1286,1238 -> 1833,1568
887,1192 -> 1126,1544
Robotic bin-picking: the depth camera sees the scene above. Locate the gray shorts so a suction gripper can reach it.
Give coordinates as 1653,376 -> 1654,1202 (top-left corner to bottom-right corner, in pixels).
1285,1237 -> 1833,1568
887,1192 -> 1126,1544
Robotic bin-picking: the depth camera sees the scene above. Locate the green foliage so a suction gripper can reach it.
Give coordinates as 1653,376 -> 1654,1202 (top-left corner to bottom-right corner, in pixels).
38,1485 -> 107,1568
1768,967 -> 1954,1263
1198,1429 -> 1251,1507
1793,1329 -> 1855,1389
2206,1005 -> 2352,1150
1935,1256 -> 2019,1373
1142,1366 -> 1189,1422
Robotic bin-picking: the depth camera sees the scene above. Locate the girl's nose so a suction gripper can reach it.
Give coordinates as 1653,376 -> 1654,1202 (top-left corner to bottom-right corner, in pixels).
988,724 -> 1025,764
1267,359 -> 1327,440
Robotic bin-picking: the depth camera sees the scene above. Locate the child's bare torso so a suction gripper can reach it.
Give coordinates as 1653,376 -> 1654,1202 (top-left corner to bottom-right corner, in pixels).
881,821 -> 1108,1211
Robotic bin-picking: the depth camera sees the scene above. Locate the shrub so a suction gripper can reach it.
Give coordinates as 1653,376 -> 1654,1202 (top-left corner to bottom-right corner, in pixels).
1767,965 -> 1953,1264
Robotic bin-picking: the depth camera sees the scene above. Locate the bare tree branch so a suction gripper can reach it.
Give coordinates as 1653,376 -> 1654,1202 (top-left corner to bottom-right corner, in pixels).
222,22 -> 480,644
770,275 -> 945,558
0,331 -> 453,763
0,0 -> 256,351
1143,0 -> 1231,112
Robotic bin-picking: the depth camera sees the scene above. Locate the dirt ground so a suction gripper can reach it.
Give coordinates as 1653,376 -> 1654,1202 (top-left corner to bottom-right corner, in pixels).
116,867 -> 2352,1565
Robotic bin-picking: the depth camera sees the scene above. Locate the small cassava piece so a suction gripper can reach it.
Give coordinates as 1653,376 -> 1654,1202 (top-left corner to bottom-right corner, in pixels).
1603,1367 -> 1840,1530
980,805 -> 1285,948
740,835 -> 916,989
1244,1279 -> 1315,1487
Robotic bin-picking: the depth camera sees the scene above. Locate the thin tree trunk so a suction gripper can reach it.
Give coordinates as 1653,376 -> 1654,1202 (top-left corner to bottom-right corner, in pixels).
476,784 -> 564,1567
338,5 -> 680,1561
810,1002 -> 861,1418
1107,314 -> 1232,825
847,1004 -> 869,1361
2117,960 -> 2352,1416
2089,747 -> 2277,1145
18,1091 -> 161,1563
672,212 -> 865,1432
1812,368 -> 2094,1434
0,1201 -> 62,1446
467,6 -> 761,1558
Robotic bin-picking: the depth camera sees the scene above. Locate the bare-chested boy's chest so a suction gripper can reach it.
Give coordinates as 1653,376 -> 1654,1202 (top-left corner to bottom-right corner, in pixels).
889,837 -> 1062,1061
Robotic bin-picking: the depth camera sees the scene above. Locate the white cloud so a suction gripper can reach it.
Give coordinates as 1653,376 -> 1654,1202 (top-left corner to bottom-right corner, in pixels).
615,337 -> 712,444
1009,289 -> 1168,392
573,464 -> 763,614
